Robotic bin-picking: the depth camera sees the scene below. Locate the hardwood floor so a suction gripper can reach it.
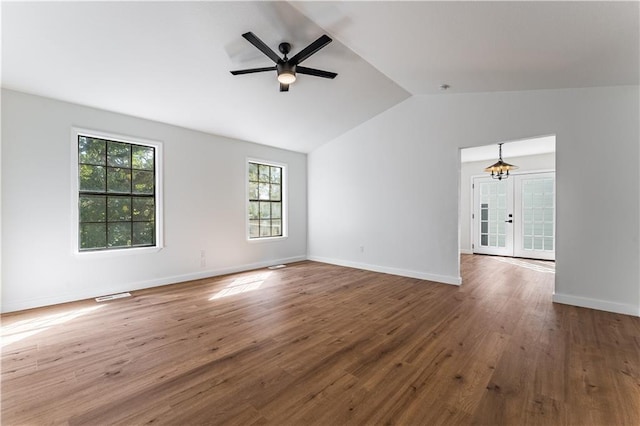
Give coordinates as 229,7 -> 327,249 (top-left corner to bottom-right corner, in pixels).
2,255 -> 639,425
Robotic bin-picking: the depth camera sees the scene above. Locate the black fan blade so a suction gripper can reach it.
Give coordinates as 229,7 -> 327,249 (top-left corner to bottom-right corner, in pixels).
280,83 -> 289,92
297,66 -> 337,79
230,66 -> 276,75
289,34 -> 332,65
242,32 -> 281,63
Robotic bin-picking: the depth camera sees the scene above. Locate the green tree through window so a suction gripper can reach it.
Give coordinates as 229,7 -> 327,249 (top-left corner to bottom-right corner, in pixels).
248,162 -> 282,238
78,135 -> 156,250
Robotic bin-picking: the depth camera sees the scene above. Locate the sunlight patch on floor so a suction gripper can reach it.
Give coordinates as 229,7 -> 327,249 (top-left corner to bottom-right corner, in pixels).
495,256 -> 555,274
1,305 -> 105,347
209,271 -> 272,301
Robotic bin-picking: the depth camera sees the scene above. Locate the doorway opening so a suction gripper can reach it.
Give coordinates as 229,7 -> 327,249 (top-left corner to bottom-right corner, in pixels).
460,135 -> 556,262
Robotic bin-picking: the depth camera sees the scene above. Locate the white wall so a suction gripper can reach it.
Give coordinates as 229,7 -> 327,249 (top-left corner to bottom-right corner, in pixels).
1,89 -> 307,312
308,86 -> 639,316
459,152 -> 556,253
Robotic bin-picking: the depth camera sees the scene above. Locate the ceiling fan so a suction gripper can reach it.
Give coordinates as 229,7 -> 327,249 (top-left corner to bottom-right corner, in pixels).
230,32 -> 338,92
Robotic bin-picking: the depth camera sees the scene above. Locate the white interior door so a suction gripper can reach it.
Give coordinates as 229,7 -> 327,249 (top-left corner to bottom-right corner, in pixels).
473,177 -> 514,256
473,172 -> 555,261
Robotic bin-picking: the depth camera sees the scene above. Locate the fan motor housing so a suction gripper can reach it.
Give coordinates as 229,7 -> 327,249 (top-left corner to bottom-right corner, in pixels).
277,62 -> 296,76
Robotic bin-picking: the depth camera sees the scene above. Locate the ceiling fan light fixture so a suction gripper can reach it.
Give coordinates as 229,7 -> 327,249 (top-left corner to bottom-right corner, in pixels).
277,71 -> 296,85
277,62 -> 297,85
230,32 -> 336,92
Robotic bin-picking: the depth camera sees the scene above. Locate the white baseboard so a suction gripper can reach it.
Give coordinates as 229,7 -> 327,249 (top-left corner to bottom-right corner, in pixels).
308,256 -> 461,286
1,255 -> 308,313
552,292 -> 639,317
459,249 -> 473,255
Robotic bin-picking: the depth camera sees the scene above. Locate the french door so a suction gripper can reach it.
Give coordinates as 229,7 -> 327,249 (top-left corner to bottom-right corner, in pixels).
473,172 -> 555,260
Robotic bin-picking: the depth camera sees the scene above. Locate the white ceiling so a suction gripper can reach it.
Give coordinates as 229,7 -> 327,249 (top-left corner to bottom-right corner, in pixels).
2,2 -> 638,153
460,135 -> 556,163
293,1 -> 639,95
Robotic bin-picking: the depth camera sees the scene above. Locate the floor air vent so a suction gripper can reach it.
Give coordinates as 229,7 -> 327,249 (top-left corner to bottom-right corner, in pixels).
95,292 -> 131,302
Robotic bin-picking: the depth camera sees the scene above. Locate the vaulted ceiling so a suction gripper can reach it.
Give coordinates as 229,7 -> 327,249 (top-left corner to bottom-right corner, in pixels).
2,1 -> 638,153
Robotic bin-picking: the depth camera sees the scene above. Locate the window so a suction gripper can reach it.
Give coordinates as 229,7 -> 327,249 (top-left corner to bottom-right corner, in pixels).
74,130 -> 162,252
248,161 -> 284,239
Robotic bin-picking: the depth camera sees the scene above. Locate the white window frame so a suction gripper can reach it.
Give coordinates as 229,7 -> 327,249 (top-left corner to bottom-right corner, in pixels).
246,158 -> 288,243
71,127 -> 164,257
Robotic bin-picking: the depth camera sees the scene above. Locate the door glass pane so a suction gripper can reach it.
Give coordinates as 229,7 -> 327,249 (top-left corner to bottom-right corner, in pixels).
534,237 -> 543,250
520,177 -> 554,252
524,210 -> 533,221
478,181 -> 508,248
534,222 -> 543,236
534,209 -> 544,222
544,194 -> 554,208
544,237 -> 554,251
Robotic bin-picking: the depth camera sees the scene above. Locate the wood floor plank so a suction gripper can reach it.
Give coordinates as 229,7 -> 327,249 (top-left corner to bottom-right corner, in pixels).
2,256 -> 639,425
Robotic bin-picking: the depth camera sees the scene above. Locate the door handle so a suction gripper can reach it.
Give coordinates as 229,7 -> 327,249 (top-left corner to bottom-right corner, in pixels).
505,220 -> 513,223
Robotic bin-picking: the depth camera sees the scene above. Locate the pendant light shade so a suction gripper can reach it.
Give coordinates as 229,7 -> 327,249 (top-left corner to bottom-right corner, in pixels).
485,143 -> 518,180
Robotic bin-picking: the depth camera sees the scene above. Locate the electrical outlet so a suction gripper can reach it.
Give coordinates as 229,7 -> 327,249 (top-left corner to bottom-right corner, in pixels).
200,250 -> 206,267
359,246 -> 364,253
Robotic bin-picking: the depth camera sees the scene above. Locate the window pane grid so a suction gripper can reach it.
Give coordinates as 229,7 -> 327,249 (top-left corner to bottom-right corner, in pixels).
78,135 -> 156,251
248,162 -> 283,239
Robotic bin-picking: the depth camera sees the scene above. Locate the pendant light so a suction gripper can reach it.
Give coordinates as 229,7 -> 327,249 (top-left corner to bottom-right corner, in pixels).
485,143 -> 518,180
